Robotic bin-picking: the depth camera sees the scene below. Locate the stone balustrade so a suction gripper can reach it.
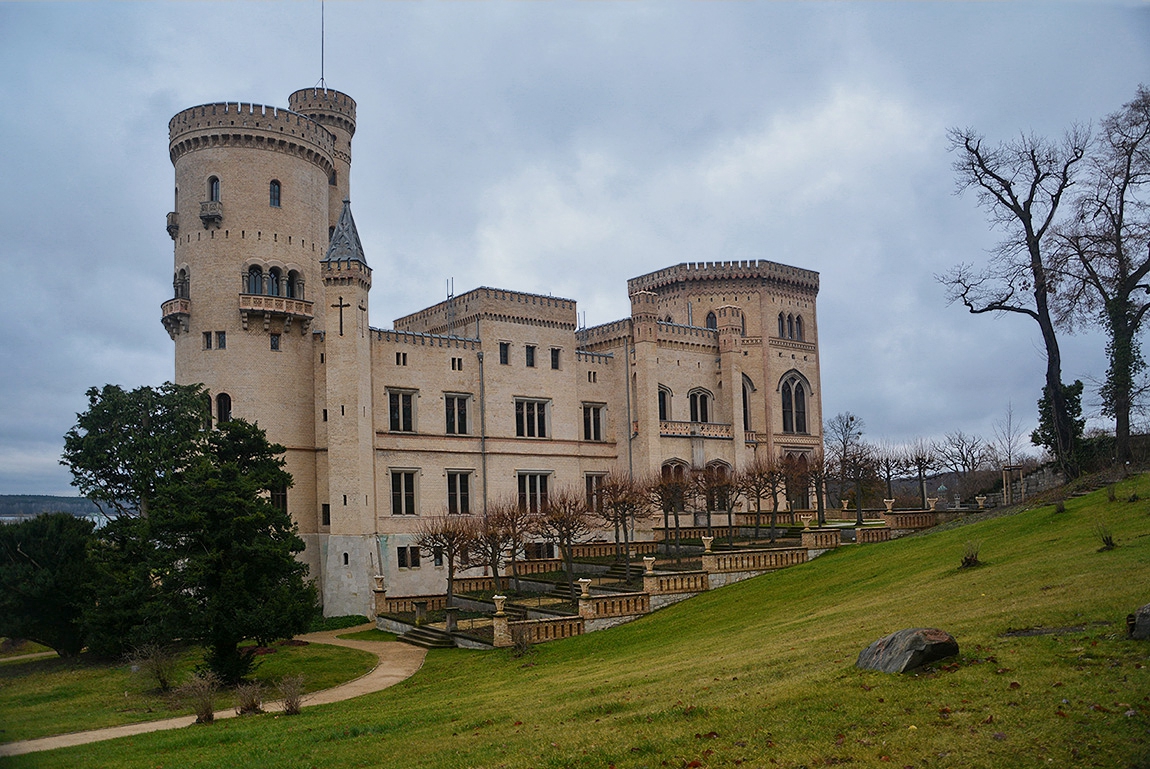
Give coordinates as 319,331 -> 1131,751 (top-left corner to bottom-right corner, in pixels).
495,617 -> 585,648
881,511 -> 937,530
570,541 -> 657,558
702,547 -> 807,573
453,576 -> 500,594
856,527 -> 892,544
653,525 -> 738,541
800,528 -> 841,550
379,594 -> 448,614
643,570 -> 709,595
579,592 -> 650,619
505,558 -> 564,575
659,420 -> 733,439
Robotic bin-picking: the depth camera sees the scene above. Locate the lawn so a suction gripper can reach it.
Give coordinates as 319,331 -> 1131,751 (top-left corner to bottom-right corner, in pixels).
5,476 -> 1150,767
0,639 -> 376,743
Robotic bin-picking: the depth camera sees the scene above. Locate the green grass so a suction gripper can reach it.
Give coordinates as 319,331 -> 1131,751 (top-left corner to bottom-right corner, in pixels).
0,640 -> 376,743
0,640 -> 51,660
6,477 -> 1150,767
335,629 -> 397,643
307,614 -> 372,632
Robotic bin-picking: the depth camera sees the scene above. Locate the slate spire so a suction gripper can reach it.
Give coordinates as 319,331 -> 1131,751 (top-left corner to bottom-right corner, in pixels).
322,199 -> 367,265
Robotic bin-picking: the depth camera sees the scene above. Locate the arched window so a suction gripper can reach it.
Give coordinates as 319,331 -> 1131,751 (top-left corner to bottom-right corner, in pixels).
174,268 -> 189,299
268,267 -> 282,297
208,176 -> 220,202
742,382 -> 751,432
795,315 -> 804,341
778,312 -> 786,338
689,389 -> 711,423
661,462 -> 687,512
795,381 -> 807,434
787,314 -> 795,339
247,266 -> 264,295
269,180 -> 281,207
781,381 -> 793,433
658,386 -> 671,422
286,270 -> 300,299
705,311 -> 717,330
664,314 -> 673,323
329,170 -> 337,186
215,393 -> 232,424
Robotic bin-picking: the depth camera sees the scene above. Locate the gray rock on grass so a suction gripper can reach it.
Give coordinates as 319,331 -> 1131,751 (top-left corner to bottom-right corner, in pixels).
1131,604 -> 1150,640
857,628 -> 959,673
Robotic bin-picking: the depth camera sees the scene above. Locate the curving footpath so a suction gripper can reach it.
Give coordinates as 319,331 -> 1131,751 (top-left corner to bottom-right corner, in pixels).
0,624 -> 427,758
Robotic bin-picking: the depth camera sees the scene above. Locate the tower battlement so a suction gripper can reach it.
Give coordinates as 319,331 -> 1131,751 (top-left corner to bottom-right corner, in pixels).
627,259 -> 820,295
288,88 -> 357,138
168,102 -> 336,174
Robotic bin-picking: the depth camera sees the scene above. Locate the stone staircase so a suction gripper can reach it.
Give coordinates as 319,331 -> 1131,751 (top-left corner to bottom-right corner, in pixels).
397,625 -> 456,649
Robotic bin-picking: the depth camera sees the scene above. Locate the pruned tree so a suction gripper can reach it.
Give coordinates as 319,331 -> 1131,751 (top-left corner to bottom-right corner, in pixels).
1055,86 -> 1150,464
840,442 -> 878,526
596,474 -> 648,581
804,448 -> 831,525
904,437 -> 940,510
939,127 -> 1088,479
874,441 -> 909,502
738,456 -> 785,542
416,513 -> 477,605
489,496 -> 532,593
826,412 -> 865,505
470,509 -> 511,594
531,488 -> 592,600
937,431 -> 991,499
647,468 -> 689,561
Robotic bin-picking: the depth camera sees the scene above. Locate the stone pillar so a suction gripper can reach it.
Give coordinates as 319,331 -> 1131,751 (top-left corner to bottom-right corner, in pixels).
414,600 -> 428,626
492,595 -> 511,648
444,606 -> 458,633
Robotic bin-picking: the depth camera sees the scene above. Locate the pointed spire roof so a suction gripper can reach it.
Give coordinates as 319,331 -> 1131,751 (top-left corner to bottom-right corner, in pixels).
322,199 -> 367,265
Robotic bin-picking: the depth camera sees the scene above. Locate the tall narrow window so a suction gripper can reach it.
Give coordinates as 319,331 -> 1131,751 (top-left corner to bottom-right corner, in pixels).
787,314 -> 795,339
269,180 -> 281,207
391,471 -> 417,515
778,312 -> 786,338
781,382 -> 794,433
215,393 -> 232,423
550,348 -> 560,370
689,390 -> 710,423
216,331 -> 226,350
658,387 -> 670,421
268,268 -> 281,297
247,266 -> 263,295
208,176 -> 220,202
742,383 -> 751,432
525,345 -> 536,368
794,382 -> 807,434
447,472 -> 471,514
321,503 -> 331,526
389,391 -> 415,432
271,485 -> 288,514
795,315 -> 804,341
286,270 -> 299,299
585,474 -> 604,512
705,311 -> 717,330
175,269 -> 190,299
515,399 -> 548,438
582,404 -> 603,441
445,395 -> 469,435
499,342 -> 510,365
518,472 -> 549,513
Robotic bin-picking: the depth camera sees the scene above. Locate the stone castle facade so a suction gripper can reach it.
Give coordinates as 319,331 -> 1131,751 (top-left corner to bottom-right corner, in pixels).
161,86 -> 824,617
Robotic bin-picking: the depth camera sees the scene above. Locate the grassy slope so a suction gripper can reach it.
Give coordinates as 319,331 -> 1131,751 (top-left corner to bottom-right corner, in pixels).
9,479 -> 1150,768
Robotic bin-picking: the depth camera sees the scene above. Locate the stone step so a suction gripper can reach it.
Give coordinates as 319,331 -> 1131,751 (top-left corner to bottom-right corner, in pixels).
398,625 -> 456,649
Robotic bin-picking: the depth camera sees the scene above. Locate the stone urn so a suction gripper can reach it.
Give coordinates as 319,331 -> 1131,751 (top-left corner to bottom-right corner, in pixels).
975,495 -> 987,510
577,577 -> 593,598
841,499 -> 850,512
701,536 -> 714,553
643,556 -> 656,574
926,497 -> 938,511
799,514 -> 814,530
883,499 -> 895,513
372,574 -> 385,592
493,594 -> 507,616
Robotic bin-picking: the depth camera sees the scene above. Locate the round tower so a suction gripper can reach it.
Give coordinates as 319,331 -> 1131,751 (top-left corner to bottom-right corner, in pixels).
288,88 -> 356,234
161,90 -> 354,549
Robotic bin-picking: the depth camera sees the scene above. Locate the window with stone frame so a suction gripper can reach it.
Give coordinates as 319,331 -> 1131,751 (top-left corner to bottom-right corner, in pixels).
389,390 -> 415,432
582,403 -> 604,441
525,344 -> 536,368
515,399 -> 548,438
397,546 -> 421,568
517,472 -> 549,513
688,389 -> 711,423
446,471 -> 471,515
391,470 -> 417,515
445,394 -> 469,435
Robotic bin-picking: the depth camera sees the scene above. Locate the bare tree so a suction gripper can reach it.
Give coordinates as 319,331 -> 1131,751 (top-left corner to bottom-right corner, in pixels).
905,437 -> 939,510
874,441 -> 909,501
938,431 -> 990,478
940,126 -> 1088,479
414,514 -> 476,605
825,412 -> 865,504
738,456 -> 784,542
469,510 -> 511,594
596,474 -> 648,581
804,448 -> 831,525
992,402 -> 1029,467
647,469 -> 689,561
490,497 -> 532,593
532,489 -> 592,600
1056,86 -> 1150,464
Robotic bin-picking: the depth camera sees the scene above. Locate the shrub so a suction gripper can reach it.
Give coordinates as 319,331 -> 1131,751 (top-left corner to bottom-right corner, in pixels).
511,626 -> 534,659
960,541 -> 981,569
179,672 -> 219,724
1108,484 -> 1117,502
235,682 -> 263,715
126,643 -> 181,693
1093,521 -> 1116,551
1054,500 -> 1066,514
278,674 -> 306,716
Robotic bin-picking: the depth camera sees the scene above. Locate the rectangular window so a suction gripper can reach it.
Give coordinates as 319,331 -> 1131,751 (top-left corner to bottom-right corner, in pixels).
391,470 -> 417,515
515,399 -> 548,438
588,370 -> 597,383
518,472 -> 550,513
395,351 -> 407,366
270,333 -> 281,351
216,331 -> 226,350
451,356 -> 463,371
433,547 -> 444,568
550,348 -> 560,370
398,546 -> 421,569
447,472 -> 471,515
321,503 -> 331,526
322,408 -> 328,422
271,485 -> 287,514
585,474 -> 604,512
445,395 -> 469,435
525,345 -> 536,368
582,404 -> 603,442
389,391 -> 414,432
203,331 -> 212,350
524,542 -> 555,560
499,342 -> 510,365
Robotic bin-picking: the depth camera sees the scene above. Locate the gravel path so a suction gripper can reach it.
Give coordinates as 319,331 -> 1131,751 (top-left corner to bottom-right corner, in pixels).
0,624 -> 427,758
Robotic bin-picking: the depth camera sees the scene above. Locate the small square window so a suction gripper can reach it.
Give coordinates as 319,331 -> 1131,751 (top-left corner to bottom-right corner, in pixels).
499,342 -> 509,365
270,334 -> 281,351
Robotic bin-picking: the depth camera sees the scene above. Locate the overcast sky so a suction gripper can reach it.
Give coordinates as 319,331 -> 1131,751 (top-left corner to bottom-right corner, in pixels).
1,2 -> 1148,495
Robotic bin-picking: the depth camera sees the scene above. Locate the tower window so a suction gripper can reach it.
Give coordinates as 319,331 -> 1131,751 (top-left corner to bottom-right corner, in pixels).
271,485 -> 288,514
689,390 -> 711,423
329,170 -> 337,186
658,386 -> 671,421
778,312 -> 785,338
268,268 -> 281,297
787,314 -> 795,339
550,348 -> 560,370
795,315 -> 804,341
321,503 -> 331,526
499,342 -> 510,365
270,334 -> 280,351
216,331 -> 226,350
174,269 -> 189,299
215,393 -> 232,423
208,176 -> 220,202
203,331 -> 212,350
286,270 -> 300,299
780,373 -> 809,434
247,266 -> 264,295
582,404 -> 603,442
705,311 -> 717,330
269,180 -> 281,208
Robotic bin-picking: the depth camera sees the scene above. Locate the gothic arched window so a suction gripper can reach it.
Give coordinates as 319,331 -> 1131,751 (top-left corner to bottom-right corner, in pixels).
208,176 -> 220,202
215,393 -> 232,424
705,311 -> 717,330
286,270 -> 300,299
794,381 -> 807,434
174,269 -> 189,299
689,389 -> 711,423
781,381 -> 794,433
795,315 -> 804,341
742,382 -> 751,432
269,180 -> 281,208
779,372 -> 810,434
658,386 -> 671,422
268,267 -> 282,297
787,314 -> 795,339
778,312 -> 786,338
247,266 -> 264,295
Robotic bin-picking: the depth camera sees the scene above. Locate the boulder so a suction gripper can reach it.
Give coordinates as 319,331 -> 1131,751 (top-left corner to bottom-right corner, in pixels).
1131,604 -> 1150,640
856,628 -> 959,674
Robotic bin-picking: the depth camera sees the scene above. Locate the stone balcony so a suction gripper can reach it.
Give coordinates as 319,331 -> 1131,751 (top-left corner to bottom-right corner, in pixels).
199,200 -> 223,228
166,211 -> 179,240
239,293 -> 314,332
659,420 -> 732,439
161,297 -> 191,338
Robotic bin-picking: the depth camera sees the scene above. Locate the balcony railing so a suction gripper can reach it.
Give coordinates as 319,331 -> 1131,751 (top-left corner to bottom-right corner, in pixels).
199,200 -> 223,228
659,420 -> 732,439
166,211 -> 179,240
239,293 -> 314,332
160,297 -> 191,337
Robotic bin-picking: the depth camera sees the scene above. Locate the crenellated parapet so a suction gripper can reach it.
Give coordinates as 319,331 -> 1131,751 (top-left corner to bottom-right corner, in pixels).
169,102 -> 336,177
628,259 -> 819,296
394,286 -> 578,335
288,88 -> 356,139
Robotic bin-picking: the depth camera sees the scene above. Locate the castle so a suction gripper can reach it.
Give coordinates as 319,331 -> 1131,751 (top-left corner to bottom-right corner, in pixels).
161,86 -> 824,617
